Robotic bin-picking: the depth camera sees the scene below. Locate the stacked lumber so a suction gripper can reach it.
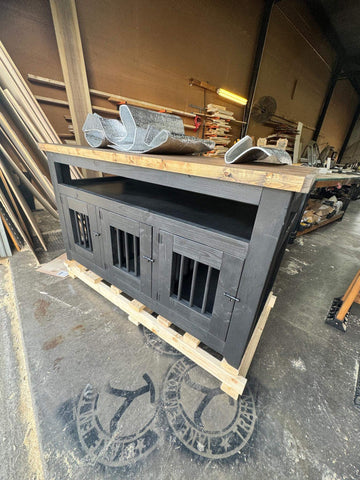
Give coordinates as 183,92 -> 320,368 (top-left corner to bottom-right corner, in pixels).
204,104 -> 234,157
264,119 -> 300,157
0,41 -> 65,262
28,74 -> 199,133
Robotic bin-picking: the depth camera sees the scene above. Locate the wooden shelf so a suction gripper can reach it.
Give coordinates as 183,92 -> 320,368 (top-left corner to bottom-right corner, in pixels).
70,176 -> 257,242
297,212 -> 344,237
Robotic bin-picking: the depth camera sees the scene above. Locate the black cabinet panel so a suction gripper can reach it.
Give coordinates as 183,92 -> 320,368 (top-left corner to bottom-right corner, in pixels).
61,195 -> 102,267
49,153 -> 302,369
100,209 -> 152,297
158,231 -> 243,342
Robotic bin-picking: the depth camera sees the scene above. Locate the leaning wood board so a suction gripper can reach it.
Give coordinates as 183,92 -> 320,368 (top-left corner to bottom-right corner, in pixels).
0,144 -> 58,218
0,41 -> 59,143
66,259 -> 276,400
0,157 -> 47,250
49,0 -> 93,145
0,114 -> 56,203
0,88 -> 50,173
40,143 -> 318,193
0,186 -> 38,263
0,169 -> 30,241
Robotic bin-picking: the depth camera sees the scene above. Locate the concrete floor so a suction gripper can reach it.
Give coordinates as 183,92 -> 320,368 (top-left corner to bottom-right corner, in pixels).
1,202 -> 360,479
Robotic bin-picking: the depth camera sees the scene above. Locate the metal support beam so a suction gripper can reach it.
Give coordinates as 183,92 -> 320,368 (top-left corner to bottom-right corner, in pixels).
337,102 -> 360,164
312,58 -> 342,142
305,0 -> 360,96
241,0 -> 275,137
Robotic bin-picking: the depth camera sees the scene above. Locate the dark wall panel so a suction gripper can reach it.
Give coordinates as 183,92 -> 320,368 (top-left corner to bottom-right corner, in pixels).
0,0 -> 357,153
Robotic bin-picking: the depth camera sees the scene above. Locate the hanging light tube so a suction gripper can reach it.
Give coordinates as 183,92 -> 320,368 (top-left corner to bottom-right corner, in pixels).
216,88 -> 248,106
189,79 -> 247,106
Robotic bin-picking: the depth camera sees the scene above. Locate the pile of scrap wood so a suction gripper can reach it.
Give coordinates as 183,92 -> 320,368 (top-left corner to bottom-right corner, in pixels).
263,119 -> 300,158
204,104 -> 234,157
0,41 -> 69,263
299,196 -> 343,229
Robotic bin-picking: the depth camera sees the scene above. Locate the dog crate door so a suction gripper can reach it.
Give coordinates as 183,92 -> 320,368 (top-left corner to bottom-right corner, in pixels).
61,195 -> 101,265
158,231 -> 244,342
100,209 -> 152,296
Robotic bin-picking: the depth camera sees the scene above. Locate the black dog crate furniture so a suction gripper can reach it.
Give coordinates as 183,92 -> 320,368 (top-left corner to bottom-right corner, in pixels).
42,144 -> 316,369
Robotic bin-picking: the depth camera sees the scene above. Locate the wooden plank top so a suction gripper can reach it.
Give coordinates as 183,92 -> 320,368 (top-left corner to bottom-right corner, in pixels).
39,143 -> 319,193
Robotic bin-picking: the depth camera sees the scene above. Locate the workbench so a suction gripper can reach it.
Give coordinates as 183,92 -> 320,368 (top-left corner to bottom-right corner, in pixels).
296,170 -> 360,237
41,143 -> 317,369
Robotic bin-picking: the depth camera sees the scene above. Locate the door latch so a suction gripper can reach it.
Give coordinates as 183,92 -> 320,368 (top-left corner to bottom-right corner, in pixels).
224,292 -> 240,302
94,232 -> 101,237
143,255 -> 154,263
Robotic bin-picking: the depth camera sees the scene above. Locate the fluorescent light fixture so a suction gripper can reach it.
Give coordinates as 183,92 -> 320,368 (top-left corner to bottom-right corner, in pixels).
216,88 -> 247,106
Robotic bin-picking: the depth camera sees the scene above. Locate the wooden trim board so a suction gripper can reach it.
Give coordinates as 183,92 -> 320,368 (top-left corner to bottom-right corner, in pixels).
28,73 -> 198,119
0,41 -> 59,143
0,169 -> 30,241
35,95 -> 118,116
3,88 -> 45,143
0,144 -> 58,218
0,114 -> 56,203
0,157 -> 47,251
0,88 -> 50,174
40,143 -> 318,193
49,0 -> 92,145
65,259 -> 276,399
1,126 -> 56,208
0,186 -> 38,263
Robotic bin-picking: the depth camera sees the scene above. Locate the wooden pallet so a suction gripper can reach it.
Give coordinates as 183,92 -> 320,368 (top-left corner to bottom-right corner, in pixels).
65,259 -> 276,399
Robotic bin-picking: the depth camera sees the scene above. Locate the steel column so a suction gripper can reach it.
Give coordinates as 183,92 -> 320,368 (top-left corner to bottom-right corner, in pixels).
337,102 -> 360,164
241,0 -> 275,137
312,58 -> 342,142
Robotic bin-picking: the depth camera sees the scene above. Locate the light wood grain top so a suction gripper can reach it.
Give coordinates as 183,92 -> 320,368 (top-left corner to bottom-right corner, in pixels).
40,143 -> 319,193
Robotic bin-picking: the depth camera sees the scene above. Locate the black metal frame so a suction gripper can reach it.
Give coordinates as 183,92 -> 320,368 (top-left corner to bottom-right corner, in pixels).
337,102 -> 360,163
241,0 -> 275,137
312,57 -> 342,142
48,152 -> 305,368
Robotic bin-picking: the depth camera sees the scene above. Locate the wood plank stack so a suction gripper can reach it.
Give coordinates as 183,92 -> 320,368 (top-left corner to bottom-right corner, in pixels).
204,104 -> 235,157
264,119 -> 300,157
0,41 -> 67,263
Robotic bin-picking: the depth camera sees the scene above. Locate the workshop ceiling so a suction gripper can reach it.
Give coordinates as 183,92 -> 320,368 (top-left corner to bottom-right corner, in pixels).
305,0 -> 360,92
320,0 -> 360,58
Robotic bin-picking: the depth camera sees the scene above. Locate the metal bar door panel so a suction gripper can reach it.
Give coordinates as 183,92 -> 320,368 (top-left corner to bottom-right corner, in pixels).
100,208 -> 152,297
61,195 -> 101,265
158,231 -> 243,342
